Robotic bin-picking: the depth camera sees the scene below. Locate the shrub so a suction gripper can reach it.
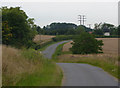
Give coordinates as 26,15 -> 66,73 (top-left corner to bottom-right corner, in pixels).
70,32 -> 104,54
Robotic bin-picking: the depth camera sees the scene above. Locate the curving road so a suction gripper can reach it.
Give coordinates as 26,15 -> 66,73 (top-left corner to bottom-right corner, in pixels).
42,41 -> 69,59
42,41 -> 118,86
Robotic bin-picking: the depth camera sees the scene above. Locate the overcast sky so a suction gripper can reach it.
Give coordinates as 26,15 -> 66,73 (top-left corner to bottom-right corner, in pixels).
1,0 -> 119,28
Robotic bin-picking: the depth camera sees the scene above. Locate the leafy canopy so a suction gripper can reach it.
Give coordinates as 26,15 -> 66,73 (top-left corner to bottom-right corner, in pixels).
2,7 -> 37,48
70,32 -> 103,54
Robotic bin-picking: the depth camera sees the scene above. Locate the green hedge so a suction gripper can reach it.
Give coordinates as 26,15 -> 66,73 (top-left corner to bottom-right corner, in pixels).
52,35 -> 75,42
52,35 -> 120,43
87,34 -> 120,38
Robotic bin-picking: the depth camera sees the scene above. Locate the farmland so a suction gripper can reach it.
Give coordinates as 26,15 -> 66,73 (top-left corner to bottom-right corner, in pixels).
33,35 -> 55,44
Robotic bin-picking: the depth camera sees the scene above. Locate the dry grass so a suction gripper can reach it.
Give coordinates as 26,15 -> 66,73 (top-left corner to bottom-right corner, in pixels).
33,35 -> 55,44
63,38 -> 118,54
2,45 -> 42,85
62,41 -> 73,52
58,54 -> 118,66
2,45 -> 63,86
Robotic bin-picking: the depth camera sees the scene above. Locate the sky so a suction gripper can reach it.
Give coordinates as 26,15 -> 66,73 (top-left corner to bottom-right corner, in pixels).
1,0 -> 119,28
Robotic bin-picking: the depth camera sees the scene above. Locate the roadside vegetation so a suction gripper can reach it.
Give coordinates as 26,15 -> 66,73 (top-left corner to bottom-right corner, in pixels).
2,45 -> 63,86
52,42 -> 68,61
2,7 -> 63,86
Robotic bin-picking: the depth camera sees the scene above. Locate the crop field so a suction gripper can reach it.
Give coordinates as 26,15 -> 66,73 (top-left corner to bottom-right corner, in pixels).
62,38 -> 119,54
33,35 -> 55,44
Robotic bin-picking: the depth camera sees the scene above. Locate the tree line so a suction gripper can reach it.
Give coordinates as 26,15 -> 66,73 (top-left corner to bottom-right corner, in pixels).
38,22 -> 119,36
42,23 -> 92,35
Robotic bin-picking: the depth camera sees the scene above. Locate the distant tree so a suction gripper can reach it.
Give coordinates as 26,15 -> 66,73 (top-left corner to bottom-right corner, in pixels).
101,23 -> 115,35
70,32 -> 103,54
75,25 -> 86,34
43,22 -> 93,35
36,26 -> 45,34
93,23 -> 118,35
94,23 -> 102,30
118,25 -> 120,35
93,29 -> 104,35
43,22 -> 78,35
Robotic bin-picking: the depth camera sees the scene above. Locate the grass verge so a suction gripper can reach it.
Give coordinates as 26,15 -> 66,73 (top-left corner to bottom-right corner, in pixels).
52,42 -> 68,61
2,45 -> 63,86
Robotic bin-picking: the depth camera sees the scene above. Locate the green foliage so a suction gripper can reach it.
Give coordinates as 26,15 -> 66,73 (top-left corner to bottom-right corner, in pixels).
93,29 -> 104,35
93,23 -> 118,36
70,32 -> 104,54
2,7 -> 37,48
43,22 -> 92,35
52,35 -> 74,42
118,25 -> 120,35
2,21 -> 12,44
94,35 -> 119,38
75,25 -> 86,34
36,26 -> 45,34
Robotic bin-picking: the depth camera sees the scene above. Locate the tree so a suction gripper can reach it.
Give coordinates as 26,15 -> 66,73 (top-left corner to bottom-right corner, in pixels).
2,7 -> 37,48
93,23 -> 118,35
43,22 -> 78,35
93,29 -> 104,35
70,32 -> 103,54
118,25 -> 120,35
2,21 -> 12,45
75,25 -> 86,34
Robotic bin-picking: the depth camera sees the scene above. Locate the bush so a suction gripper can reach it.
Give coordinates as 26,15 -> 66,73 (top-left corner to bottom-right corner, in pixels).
70,32 -> 104,54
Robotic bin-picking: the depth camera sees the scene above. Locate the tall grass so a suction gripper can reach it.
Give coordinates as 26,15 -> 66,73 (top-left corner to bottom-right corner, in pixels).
2,45 -> 63,86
